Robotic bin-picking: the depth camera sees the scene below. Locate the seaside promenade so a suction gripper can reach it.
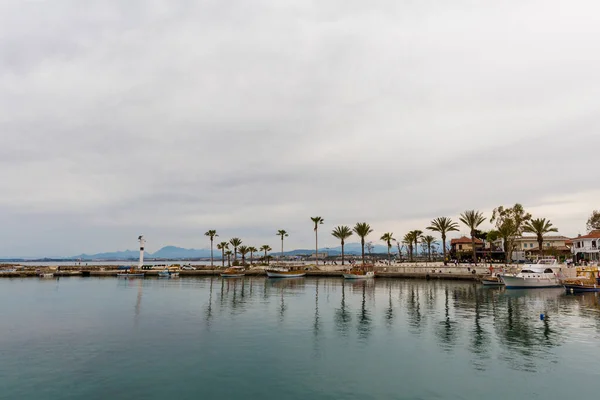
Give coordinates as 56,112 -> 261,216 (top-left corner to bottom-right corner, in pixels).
0,262 -> 579,281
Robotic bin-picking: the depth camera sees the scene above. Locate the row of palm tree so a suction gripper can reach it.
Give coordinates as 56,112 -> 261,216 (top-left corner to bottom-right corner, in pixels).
204,211 -> 559,267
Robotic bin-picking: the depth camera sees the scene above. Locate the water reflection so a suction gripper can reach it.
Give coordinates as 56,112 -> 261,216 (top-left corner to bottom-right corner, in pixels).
183,277 -> 600,372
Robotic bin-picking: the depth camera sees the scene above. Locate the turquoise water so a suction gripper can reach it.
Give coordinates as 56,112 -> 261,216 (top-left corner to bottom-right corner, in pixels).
1,277 -> 599,399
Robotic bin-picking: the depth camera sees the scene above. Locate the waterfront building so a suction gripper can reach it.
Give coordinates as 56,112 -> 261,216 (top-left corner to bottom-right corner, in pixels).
571,230 -> 600,262
450,236 -> 484,261
513,235 -> 572,261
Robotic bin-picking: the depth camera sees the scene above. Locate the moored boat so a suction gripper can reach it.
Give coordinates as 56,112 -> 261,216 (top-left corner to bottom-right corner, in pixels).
563,267 -> 600,293
158,269 -> 170,278
343,268 -> 375,279
481,276 -> 504,286
265,267 -> 306,278
117,271 -> 145,278
221,266 -> 245,277
39,273 -> 54,278
498,259 -> 563,289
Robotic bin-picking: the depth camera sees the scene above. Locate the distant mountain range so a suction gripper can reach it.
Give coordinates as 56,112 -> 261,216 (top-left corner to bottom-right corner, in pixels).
69,242 -> 392,260
0,243 -> 395,261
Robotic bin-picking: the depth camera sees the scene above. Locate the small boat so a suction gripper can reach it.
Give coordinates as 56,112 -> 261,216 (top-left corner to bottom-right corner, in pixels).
498,259 -> 563,289
266,267 -> 306,278
158,269 -> 170,278
169,272 -> 180,278
563,267 -> 600,293
343,268 -> 375,279
39,273 -> 54,278
117,270 -> 145,278
481,276 -> 504,286
221,266 -> 245,278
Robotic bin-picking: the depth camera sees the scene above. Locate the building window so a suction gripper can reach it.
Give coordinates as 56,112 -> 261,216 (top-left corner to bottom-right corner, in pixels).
459,244 -> 463,250
593,241 -> 597,249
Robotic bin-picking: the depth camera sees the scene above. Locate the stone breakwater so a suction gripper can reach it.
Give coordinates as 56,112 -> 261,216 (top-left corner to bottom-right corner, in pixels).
0,263 -> 578,280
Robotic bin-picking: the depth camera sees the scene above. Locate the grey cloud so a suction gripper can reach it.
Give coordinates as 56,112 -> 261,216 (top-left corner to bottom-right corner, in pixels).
1,0 -> 599,256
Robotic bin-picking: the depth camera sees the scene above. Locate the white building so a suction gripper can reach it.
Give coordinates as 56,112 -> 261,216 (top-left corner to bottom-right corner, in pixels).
572,230 -> 600,262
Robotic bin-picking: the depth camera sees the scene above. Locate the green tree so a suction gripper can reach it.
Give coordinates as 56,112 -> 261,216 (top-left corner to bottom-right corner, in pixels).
260,245 -> 272,265
311,216 -> 325,265
332,226 -> 353,265
353,223 -> 373,265
217,241 -> 229,267
204,230 -> 218,267
248,246 -> 258,265
587,210 -> 600,232
427,217 -> 459,265
276,230 -> 288,258
490,204 -> 531,263
229,238 -> 242,261
421,235 -> 437,261
238,245 -> 249,265
380,232 -> 395,265
459,210 -> 486,264
523,218 -> 558,257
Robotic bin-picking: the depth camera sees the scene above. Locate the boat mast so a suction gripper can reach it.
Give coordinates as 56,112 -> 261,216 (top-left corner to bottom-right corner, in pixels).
138,235 -> 145,270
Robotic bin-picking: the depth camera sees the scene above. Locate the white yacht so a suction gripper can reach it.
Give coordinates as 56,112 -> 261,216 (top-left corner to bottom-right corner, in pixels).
499,259 -> 563,289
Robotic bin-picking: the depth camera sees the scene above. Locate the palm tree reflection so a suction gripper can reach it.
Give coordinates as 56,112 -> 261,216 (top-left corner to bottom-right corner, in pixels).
357,281 -> 372,340
335,280 -> 351,336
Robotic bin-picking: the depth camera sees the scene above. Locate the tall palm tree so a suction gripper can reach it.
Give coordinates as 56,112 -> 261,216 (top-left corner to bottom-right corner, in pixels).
353,222 -> 373,265
410,230 -> 423,260
421,235 -> 437,262
459,210 -> 486,264
403,233 -> 414,261
238,245 -> 249,265
331,225 -> 353,265
311,216 -> 324,265
276,230 -> 288,258
217,241 -> 229,267
225,250 -> 233,267
248,246 -> 258,265
380,232 -> 395,265
260,245 -> 272,265
427,217 -> 459,265
204,230 -> 218,267
523,218 -> 558,257
229,238 -> 242,261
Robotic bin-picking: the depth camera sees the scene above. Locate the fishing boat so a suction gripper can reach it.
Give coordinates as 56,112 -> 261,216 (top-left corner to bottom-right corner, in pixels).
481,276 -> 504,286
563,267 -> 600,293
39,273 -> 54,278
498,259 -> 563,289
343,267 -> 375,279
265,267 -> 306,278
221,266 -> 245,278
158,269 -> 170,278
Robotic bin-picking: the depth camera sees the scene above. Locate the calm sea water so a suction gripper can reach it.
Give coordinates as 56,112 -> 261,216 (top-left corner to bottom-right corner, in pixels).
1,277 -> 599,400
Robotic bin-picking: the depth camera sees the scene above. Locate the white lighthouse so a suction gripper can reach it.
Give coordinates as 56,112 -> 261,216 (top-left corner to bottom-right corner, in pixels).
138,235 -> 146,269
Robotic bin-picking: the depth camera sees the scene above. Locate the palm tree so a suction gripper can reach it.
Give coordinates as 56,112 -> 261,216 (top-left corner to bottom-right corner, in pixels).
459,210 -> 486,264
311,216 -> 324,265
523,218 -> 558,257
217,241 -> 229,267
410,230 -> 423,260
353,222 -> 373,265
238,245 -> 249,265
380,232 -> 395,265
403,233 -> 414,261
229,237 -> 242,261
421,235 -> 437,262
225,250 -> 233,267
204,230 -> 218,267
276,230 -> 288,258
248,246 -> 258,265
427,217 -> 459,265
331,226 -> 353,265
260,245 -> 272,265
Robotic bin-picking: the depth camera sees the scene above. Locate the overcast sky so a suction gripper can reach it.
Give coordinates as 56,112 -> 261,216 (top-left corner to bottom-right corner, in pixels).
1,0 -> 599,257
